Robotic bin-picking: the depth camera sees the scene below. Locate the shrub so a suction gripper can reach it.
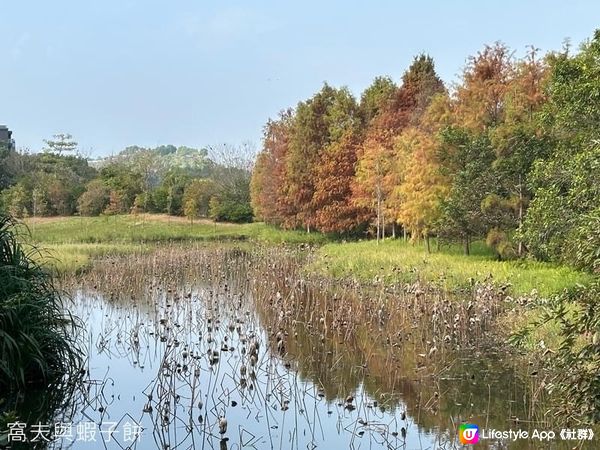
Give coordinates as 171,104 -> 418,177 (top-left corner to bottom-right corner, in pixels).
77,179 -> 109,216
486,227 -> 516,260
0,215 -> 82,391
209,198 -> 253,223
511,281 -> 600,423
567,208 -> 600,273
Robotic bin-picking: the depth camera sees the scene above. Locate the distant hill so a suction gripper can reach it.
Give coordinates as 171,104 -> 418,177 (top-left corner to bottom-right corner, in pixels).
89,145 -> 211,173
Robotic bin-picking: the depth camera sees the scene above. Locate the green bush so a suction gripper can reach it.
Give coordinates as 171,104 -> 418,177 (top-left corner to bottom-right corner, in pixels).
486,227 -> 516,260
0,215 -> 82,391
567,209 -> 600,274
77,179 -> 109,216
511,281 -> 600,423
209,198 -> 253,223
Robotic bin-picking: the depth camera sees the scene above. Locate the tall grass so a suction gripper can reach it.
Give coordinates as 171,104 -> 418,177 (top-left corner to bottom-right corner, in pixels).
0,215 -> 82,391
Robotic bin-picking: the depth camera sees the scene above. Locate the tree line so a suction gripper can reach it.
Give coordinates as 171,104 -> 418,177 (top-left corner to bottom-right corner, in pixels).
0,139 -> 254,223
251,30 -> 600,272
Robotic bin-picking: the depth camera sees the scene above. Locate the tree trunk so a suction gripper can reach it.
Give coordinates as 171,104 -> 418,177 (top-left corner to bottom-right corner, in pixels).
517,174 -> 523,257
403,227 -> 407,242
392,222 -> 396,239
464,235 -> 470,256
425,234 -> 431,253
376,193 -> 381,244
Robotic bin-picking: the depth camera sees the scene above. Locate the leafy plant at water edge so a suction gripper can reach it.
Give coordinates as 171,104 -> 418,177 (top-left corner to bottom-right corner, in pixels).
0,214 -> 82,392
510,281 -> 600,423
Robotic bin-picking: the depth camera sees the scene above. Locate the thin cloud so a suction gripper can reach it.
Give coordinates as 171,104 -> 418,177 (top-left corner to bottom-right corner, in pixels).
11,32 -> 31,58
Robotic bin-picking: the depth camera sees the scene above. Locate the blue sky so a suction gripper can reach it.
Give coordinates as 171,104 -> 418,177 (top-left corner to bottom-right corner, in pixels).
1,0 -> 598,157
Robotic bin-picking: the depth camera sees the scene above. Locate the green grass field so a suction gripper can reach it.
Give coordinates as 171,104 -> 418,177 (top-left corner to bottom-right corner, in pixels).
23,215 -> 591,297
23,215 -> 326,273
311,238 -> 591,297
25,215 -> 327,245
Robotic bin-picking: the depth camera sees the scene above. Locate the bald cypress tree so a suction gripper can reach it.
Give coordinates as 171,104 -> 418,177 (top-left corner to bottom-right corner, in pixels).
353,54 -> 445,240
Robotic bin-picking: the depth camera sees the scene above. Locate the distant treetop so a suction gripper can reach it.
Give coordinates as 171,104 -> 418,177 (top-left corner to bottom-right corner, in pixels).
43,133 -> 78,156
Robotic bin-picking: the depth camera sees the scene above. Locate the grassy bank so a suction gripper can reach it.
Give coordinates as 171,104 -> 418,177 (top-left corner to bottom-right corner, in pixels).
311,238 -> 591,297
24,215 -> 327,272
24,215 -> 591,298
309,238 -> 592,351
26,215 -> 327,245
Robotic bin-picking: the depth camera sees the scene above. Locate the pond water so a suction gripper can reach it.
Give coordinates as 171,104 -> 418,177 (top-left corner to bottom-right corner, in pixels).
7,246 -> 594,450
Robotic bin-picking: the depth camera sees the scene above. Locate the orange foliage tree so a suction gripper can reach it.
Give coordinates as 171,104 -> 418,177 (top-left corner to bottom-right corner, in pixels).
395,127 -> 448,250
284,85 -> 361,232
250,110 -> 293,225
312,130 -> 370,233
353,54 -> 444,240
